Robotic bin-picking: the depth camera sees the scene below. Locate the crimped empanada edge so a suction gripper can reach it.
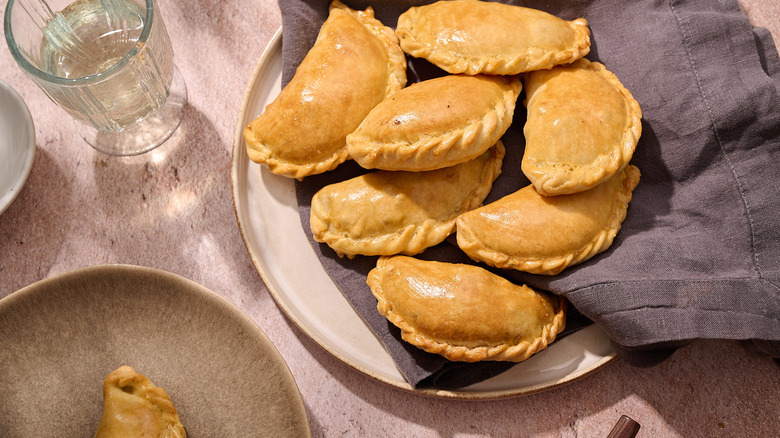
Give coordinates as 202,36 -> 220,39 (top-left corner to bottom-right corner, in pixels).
347,79 -> 520,171
456,165 -> 641,276
396,7 -> 590,75
368,262 -> 567,363
522,59 -> 643,196
312,216 -> 453,258
310,142 -> 505,258
400,295 -> 566,362
245,143 -> 349,180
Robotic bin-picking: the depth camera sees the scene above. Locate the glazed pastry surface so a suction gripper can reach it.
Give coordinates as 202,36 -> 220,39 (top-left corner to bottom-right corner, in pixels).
347,74 -> 520,171
523,59 -> 642,195
396,0 -> 590,75
244,0 -> 406,178
368,255 -> 566,362
94,366 -> 186,438
311,142 -> 504,257
456,165 -> 641,275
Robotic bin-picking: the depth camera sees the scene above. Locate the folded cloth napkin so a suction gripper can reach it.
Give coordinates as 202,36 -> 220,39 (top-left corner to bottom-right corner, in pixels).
280,0 -> 780,388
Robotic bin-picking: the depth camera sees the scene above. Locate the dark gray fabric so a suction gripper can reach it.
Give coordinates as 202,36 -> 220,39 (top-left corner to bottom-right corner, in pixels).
281,0 -> 780,388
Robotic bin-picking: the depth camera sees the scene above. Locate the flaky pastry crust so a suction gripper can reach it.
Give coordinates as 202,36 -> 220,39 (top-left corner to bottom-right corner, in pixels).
311,142 -> 504,258
347,74 -> 520,171
368,256 -> 566,362
523,59 -> 643,196
456,165 -> 641,275
244,0 -> 406,179
396,0 -> 590,75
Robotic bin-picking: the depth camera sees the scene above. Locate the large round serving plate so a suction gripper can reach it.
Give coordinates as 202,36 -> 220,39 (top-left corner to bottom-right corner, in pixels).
0,264 -> 311,436
232,28 -> 616,399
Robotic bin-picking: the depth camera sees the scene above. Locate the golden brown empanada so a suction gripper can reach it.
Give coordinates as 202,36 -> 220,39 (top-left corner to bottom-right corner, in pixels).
456,165 -> 640,276
244,0 -> 406,179
311,142 -> 505,258
347,74 -> 520,171
396,0 -> 590,75
94,366 -> 186,438
368,255 -> 566,362
523,59 -> 642,196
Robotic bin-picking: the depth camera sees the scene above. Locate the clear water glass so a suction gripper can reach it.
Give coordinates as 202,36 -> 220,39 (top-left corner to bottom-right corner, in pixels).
4,0 -> 187,156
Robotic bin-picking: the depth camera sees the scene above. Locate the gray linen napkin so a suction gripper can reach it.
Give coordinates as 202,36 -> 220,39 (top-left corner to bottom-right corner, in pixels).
280,0 -> 780,388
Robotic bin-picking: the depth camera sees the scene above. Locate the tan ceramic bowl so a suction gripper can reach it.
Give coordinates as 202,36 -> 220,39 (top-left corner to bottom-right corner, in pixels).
0,264 -> 310,437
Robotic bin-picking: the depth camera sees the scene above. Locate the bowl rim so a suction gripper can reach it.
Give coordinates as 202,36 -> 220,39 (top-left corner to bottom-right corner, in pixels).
0,77 -> 35,216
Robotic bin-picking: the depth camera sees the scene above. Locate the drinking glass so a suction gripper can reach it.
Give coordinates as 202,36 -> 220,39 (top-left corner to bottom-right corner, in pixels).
4,0 -> 187,156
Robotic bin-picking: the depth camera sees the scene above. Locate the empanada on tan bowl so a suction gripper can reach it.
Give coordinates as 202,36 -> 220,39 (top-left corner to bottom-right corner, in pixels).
94,366 -> 186,438
456,165 -> 641,276
523,58 -> 642,196
310,142 -> 505,258
347,74 -> 521,171
395,0 -> 590,75
368,256 -> 567,362
244,0 -> 406,179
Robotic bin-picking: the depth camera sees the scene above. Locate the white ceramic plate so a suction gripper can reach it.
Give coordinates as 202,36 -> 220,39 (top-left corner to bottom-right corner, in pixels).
0,78 -> 35,216
231,28 -> 616,399
0,265 -> 311,437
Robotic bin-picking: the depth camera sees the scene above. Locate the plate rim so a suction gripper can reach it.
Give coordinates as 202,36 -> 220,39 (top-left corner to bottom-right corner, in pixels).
230,27 -> 617,400
0,77 -> 36,216
1,263 -> 312,435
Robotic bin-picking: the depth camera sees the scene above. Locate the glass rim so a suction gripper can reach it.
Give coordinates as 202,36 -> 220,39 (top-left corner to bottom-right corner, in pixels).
3,0 -> 156,86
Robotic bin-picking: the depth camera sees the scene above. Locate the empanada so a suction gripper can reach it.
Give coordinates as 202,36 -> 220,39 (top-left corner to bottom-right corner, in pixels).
311,142 -> 505,258
347,74 -> 520,171
523,59 -> 642,196
244,0 -> 406,179
368,255 -> 566,362
396,0 -> 590,75
456,165 -> 641,275
94,366 -> 186,438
